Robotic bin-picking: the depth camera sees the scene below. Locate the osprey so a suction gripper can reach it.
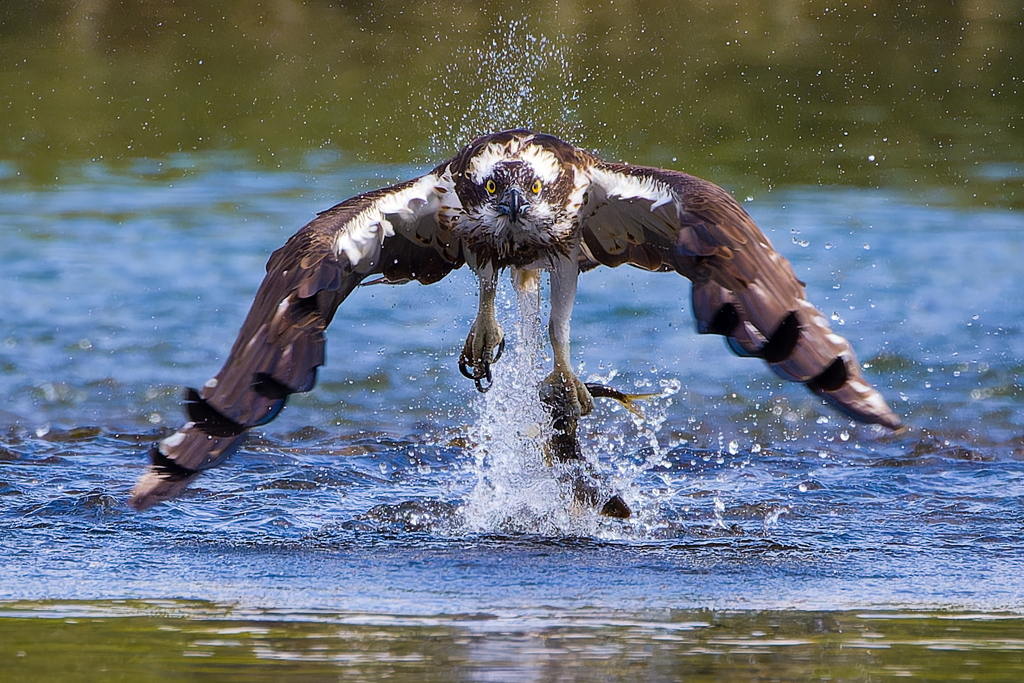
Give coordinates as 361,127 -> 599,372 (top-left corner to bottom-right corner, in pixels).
130,130 -> 902,511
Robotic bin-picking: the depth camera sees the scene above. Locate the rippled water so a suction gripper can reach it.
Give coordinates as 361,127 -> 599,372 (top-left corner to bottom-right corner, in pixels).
2,154 -> 1024,676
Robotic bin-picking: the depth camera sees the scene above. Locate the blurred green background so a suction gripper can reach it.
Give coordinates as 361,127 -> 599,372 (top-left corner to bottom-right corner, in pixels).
2,0 -> 1021,205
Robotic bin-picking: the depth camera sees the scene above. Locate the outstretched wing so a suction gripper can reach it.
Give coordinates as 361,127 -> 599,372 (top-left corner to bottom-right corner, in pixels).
578,161 -> 901,430
130,169 -> 463,510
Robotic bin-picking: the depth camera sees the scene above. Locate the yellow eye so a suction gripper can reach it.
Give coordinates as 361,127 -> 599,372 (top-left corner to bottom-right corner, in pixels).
485,179 -> 497,194
531,179 -> 542,195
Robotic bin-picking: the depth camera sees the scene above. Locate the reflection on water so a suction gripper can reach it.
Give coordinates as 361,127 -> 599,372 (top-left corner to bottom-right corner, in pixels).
2,602 -> 1023,682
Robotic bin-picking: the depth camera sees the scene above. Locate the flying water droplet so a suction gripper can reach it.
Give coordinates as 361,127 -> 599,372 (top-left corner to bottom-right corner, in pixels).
713,494 -> 727,529
762,506 -> 788,534
422,18 -> 584,155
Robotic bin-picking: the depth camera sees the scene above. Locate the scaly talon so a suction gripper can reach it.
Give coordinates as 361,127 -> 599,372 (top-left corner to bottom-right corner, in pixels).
491,336 -> 505,363
458,354 -> 493,391
459,317 -> 505,393
540,370 -> 594,420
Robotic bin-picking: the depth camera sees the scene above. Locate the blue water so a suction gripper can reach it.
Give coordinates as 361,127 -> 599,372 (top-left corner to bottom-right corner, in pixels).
2,155 -> 1023,619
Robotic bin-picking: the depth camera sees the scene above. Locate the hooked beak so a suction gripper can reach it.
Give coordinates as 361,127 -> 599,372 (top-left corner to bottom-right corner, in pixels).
497,187 -> 529,223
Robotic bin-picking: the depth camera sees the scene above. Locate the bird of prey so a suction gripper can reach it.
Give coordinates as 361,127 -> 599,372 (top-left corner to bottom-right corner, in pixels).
130,129 -> 902,511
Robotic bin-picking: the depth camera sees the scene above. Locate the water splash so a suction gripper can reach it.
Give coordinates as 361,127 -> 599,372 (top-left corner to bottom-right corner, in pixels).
425,17 -> 582,155
457,278 -> 585,534
455,277 -> 685,537
761,505 -> 789,535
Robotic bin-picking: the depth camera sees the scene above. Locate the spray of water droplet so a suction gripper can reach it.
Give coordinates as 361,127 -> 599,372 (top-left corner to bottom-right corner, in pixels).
424,17 -> 583,155
407,19 -> 686,536
455,279 -> 682,537
457,280 -> 584,534
712,494 -> 728,529
761,506 -> 789,535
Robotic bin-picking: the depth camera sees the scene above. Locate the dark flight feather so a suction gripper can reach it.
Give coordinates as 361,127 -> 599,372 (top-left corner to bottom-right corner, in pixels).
130,175 -> 463,510
579,162 -> 901,429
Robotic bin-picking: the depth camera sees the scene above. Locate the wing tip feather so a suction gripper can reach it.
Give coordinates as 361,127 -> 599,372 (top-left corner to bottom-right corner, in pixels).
128,444 -> 202,511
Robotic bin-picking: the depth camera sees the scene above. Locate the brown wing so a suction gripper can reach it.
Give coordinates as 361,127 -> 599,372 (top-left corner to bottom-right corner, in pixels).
130,170 -> 463,510
579,161 -> 902,430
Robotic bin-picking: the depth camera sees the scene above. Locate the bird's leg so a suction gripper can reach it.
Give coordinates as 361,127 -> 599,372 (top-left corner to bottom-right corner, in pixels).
459,262 -> 505,392
539,256 -> 630,519
539,254 -> 593,462
541,255 -> 593,421
519,255 -> 629,518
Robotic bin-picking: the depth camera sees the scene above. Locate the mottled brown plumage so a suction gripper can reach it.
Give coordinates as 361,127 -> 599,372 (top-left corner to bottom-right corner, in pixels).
130,130 -> 901,511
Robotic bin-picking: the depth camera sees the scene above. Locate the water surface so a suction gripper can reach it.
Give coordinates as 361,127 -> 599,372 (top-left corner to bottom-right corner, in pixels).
3,159 -> 1024,679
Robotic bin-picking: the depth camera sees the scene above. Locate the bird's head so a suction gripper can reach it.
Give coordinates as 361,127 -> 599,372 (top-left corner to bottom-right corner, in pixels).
480,161 -> 545,224
451,131 -> 586,241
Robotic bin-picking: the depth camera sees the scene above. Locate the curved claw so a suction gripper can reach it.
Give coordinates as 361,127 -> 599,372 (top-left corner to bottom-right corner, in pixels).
458,336 -> 504,393
541,370 -> 595,421
458,355 -> 477,381
474,369 -> 493,393
491,336 -> 506,364
459,354 -> 494,393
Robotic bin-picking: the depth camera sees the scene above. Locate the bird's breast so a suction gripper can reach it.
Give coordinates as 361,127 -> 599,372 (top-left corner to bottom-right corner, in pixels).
447,209 -> 577,269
